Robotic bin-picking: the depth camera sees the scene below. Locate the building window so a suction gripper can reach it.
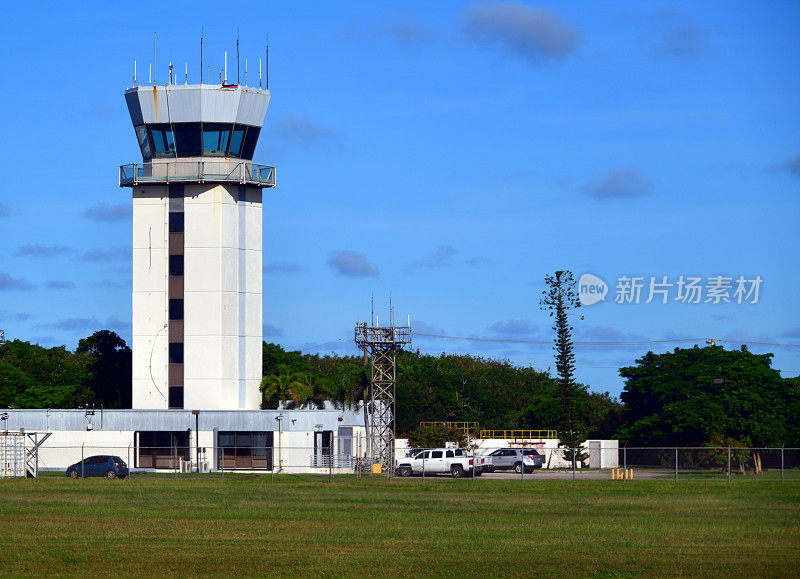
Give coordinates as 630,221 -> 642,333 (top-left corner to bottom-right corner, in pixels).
173,123 -> 203,157
136,431 -> 189,468
149,124 -> 175,157
240,126 -> 261,159
168,342 -> 184,364
229,126 -> 246,157
202,123 -> 232,157
169,298 -> 184,320
218,431 -> 273,469
168,386 -> 184,409
135,125 -> 152,160
169,254 -> 184,276
169,212 -> 184,233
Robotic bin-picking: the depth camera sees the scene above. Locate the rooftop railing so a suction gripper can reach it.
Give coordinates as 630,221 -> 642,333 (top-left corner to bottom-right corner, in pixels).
480,429 -> 559,440
119,161 -> 276,188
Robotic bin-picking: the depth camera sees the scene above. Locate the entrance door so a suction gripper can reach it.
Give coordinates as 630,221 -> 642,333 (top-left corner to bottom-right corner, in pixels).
314,431 -> 333,467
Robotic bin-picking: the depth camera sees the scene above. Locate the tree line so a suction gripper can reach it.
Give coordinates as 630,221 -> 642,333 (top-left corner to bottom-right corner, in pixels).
1,332 -> 798,446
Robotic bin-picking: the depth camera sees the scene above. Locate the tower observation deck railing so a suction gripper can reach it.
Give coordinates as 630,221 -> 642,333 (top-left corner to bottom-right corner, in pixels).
119,161 -> 276,188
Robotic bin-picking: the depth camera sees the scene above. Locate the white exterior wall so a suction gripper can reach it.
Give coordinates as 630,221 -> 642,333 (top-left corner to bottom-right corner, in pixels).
183,183 -> 262,410
131,183 -> 262,410
132,186 -> 169,408
29,427 -> 367,474
34,431 -> 136,473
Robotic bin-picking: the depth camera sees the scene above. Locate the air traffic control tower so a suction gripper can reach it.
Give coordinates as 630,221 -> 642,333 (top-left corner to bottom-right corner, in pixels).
120,81 -> 274,410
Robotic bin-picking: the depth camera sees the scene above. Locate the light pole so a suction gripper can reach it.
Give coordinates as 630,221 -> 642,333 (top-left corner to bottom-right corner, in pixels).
275,414 -> 283,472
192,410 -> 200,473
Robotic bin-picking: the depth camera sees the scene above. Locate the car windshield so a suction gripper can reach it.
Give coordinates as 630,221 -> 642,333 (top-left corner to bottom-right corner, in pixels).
112,456 -> 125,464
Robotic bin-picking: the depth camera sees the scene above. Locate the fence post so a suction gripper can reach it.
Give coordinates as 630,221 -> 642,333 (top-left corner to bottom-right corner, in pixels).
675,447 -> 678,483
472,450 -> 476,481
727,447 -> 731,483
521,453 -> 525,482
624,445 -> 627,473
174,443 -> 177,481
572,448 -> 575,482
781,447 -> 784,484
81,443 -> 84,477
388,439 -> 393,483
127,443 -> 131,482
422,451 -> 426,483
329,447 -> 333,484
220,445 -> 224,480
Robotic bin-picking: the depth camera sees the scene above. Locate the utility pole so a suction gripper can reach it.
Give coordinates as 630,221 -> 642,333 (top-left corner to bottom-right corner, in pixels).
354,305 -> 411,474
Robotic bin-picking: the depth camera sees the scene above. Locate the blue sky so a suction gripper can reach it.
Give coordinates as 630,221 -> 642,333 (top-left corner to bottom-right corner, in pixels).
0,1 -> 798,397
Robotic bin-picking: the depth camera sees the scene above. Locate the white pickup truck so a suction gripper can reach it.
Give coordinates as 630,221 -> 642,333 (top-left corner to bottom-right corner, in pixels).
395,448 -> 482,478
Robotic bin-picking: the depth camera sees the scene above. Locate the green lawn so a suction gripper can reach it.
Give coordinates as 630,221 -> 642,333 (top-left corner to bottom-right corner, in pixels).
0,475 -> 798,577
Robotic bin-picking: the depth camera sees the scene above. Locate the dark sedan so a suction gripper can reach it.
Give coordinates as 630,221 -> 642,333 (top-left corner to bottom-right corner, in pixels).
66,455 -> 129,479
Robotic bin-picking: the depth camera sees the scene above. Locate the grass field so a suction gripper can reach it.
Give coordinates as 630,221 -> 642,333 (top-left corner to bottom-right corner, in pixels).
1,474 -> 798,577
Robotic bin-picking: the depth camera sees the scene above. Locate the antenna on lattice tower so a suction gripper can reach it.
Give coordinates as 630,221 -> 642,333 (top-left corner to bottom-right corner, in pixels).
354,299 -> 412,477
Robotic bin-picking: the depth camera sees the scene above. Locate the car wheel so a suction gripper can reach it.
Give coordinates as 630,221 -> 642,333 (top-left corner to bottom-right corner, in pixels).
68,470 -> 79,479
451,464 -> 464,478
514,462 -> 523,474
399,466 -> 413,477
106,470 -> 118,479
474,470 -> 483,477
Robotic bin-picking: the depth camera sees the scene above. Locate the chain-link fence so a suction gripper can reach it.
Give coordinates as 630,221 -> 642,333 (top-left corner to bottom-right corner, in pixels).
19,438 -> 800,484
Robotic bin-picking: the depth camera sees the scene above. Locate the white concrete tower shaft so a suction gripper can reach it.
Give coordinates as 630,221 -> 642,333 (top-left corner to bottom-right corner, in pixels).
120,84 -> 274,410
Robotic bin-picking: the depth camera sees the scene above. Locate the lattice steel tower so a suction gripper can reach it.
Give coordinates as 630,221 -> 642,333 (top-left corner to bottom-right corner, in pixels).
355,314 -> 411,470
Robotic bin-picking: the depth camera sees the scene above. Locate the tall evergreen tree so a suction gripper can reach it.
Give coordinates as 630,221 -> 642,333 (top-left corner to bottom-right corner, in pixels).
540,270 -> 588,465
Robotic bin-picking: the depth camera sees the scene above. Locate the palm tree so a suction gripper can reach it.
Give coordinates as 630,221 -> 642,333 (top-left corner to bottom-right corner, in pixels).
260,366 -> 312,409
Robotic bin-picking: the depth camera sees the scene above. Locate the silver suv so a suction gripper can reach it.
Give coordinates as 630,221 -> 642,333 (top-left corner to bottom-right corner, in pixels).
482,448 -> 544,473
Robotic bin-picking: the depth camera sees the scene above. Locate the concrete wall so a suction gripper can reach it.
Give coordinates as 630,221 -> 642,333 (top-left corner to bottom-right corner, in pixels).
131,183 -> 262,410
183,183 -> 262,410
132,185 -> 168,409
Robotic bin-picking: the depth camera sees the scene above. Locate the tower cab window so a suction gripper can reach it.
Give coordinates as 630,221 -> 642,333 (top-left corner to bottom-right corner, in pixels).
150,124 -> 175,157
202,124 -> 232,157
138,123 -> 259,160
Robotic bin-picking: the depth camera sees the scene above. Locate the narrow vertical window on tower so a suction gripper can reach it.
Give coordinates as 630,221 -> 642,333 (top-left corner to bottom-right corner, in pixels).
168,183 -> 185,409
